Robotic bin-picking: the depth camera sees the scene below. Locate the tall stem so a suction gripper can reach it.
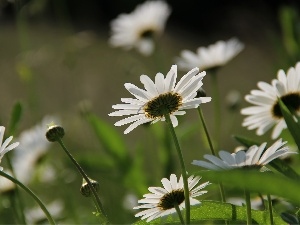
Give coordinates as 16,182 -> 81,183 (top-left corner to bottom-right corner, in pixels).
267,194 -> 274,225
0,171 -> 56,225
197,107 -> 215,155
210,70 -> 221,150
244,189 -> 252,225
5,155 -> 27,224
197,107 -> 226,203
56,139 -> 109,224
174,203 -> 185,225
164,114 -> 190,224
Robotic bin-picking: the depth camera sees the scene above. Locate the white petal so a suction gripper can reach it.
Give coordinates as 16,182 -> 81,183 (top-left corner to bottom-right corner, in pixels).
164,65 -> 177,92
124,118 -> 152,134
170,115 -> 178,127
114,114 -> 145,126
155,73 -> 165,94
140,75 -> 158,97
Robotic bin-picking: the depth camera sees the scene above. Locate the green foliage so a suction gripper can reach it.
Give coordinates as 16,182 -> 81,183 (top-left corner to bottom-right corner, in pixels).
196,170 -> 300,204
134,201 -> 284,224
83,112 -> 129,165
8,102 -> 23,136
278,98 -> 300,152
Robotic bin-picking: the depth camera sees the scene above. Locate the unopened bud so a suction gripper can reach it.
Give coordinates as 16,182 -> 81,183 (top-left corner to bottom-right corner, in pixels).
196,87 -> 207,98
46,125 -> 65,142
80,178 -> 99,197
226,90 -> 241,111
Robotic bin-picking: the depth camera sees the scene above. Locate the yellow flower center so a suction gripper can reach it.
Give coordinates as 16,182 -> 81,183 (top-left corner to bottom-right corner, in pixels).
143,92 -> 183,119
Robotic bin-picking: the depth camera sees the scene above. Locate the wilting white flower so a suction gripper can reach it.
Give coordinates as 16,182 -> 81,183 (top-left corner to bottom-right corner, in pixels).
176,38 -> 244,71
192,139 -> 295,170
241,62 -> 300,139
0,126 -> 19,171
134,174 -> 210,222
109,1 -> 171,56
25,200 -> 63,224
109,65 -> 211,134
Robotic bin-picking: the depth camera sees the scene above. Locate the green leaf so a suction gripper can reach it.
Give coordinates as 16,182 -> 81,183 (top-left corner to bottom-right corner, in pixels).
233,135 -> 300,180
196,170 -> 300,203
232,135 -> 259,147
8,101 -> 23,136
84,112 -> 129,164
134,201 -> 284,224
278,99 -> 300,151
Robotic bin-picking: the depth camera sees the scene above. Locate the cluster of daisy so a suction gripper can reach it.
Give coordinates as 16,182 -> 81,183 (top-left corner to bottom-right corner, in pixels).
108,0 -> 299,223
0,1 -> 299,225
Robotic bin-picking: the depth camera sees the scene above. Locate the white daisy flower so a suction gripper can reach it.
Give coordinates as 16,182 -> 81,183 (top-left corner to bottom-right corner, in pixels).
0,126 -> 19,171
176,38 -> 244,71
109,1 -> 171,56
241,62 -> 300,139
192,139 -> 295,170
134,174 -> 210,222
109,65 -> 211,134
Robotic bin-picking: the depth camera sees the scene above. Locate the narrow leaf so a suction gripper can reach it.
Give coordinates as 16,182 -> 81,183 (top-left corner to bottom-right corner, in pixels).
196,170 -> 300,204
8,101 -> 23,136
84,112 -> 128,163
278,99 -> 300,151
134,200 -> 284,224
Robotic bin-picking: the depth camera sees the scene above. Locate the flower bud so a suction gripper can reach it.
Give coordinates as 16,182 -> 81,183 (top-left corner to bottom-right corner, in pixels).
80,178 -> 100,197
46,125 -> 65,142
196,87 -> 207,98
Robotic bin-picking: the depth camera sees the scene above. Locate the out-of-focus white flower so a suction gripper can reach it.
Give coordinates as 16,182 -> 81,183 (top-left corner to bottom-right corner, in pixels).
241,62 -> 300,139
122,193 -> 138,211
0,116 -> 59,193
25,200 -> 64,224
176,38 -> 244,71
109,1 -> 171,56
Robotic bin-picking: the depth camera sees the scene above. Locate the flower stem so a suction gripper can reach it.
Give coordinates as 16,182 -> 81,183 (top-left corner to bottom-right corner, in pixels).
164,114 -> 190,224
244,189 -> 252,225
197,107 -> 215,155
267,194 -> 274,225
197,107 -> 227,211
210,70 -> 221,150
174,203 -> 185,225
0,170 -> 56,225
5,155 -> 27,224
56,138 -> 109,225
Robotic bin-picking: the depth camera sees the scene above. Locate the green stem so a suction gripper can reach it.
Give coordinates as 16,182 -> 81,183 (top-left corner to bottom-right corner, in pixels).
210,70 -> 221,150
267,194 -> 274,225
164,114 -> 190,224
56,139 -> 109,224
174,203 -> 185,225
5,155 -> 27,224
244,189 -> 252,225
197,107 -> 227,216
197,107 -> 215,155
0,171 -> 56,225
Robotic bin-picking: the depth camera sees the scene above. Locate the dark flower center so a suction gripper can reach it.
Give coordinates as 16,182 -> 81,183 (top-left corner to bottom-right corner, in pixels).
140,29 -> 155,39
272,92 -> 300,119
158,189 -> 185,210
241,165 -> 262,170
144,92 -> 183,119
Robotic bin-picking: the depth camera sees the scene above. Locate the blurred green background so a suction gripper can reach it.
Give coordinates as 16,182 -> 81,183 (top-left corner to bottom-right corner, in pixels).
0,0 -> 300,224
